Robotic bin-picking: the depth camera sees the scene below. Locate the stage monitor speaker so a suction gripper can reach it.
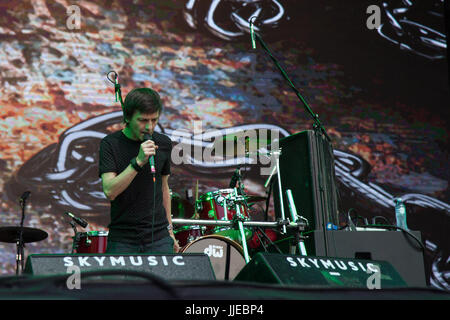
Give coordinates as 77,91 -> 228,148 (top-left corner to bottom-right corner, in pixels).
24,254 -> 216,281
234,252 -> 407,288
309,230 -> 427,287
273,130 -> 339,234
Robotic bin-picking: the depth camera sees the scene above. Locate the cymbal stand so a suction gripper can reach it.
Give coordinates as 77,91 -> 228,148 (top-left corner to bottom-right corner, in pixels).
16,199 -> 27,275
273,149 -> 287,234
233,188 -> 250,263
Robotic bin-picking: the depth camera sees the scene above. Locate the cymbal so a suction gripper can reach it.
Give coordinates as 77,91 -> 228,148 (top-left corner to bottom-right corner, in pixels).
219,135 -> 271,143
0,226 -> 48,243
244,195 -> 267,202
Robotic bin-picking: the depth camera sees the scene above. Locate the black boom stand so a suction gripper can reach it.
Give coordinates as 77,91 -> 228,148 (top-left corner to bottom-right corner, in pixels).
251,17 -> 333,255
70,221 -> 81,254
250,17 -> 331,142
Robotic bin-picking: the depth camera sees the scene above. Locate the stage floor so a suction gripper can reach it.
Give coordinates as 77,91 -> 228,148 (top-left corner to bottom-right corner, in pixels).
0,274 -> 448,300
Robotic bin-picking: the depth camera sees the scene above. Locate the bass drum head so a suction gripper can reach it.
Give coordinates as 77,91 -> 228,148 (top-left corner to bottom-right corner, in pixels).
181,235 -> 246,280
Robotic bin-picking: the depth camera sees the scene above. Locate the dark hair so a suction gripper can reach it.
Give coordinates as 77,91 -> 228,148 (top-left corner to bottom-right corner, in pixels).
123,88 -> 163,123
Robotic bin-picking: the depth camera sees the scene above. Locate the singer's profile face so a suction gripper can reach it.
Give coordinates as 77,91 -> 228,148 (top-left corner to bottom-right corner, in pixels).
123,110 -> 160,141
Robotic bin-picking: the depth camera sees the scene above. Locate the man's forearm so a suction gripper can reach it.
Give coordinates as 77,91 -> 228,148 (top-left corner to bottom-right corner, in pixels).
103,165 -> 139,201
163,188 -> 172,225
162,177 -> 173,230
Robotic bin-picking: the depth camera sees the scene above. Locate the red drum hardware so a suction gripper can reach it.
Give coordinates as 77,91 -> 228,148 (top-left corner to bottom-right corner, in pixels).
196,188 -> 252,241
75,231 -> 108,254
173,225 -> 205,247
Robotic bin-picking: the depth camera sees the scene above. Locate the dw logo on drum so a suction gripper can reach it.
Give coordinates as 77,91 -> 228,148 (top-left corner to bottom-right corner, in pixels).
204,245 -> 224,258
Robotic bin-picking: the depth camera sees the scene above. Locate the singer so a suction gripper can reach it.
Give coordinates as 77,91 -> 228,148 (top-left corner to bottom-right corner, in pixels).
98,88 -> 180,254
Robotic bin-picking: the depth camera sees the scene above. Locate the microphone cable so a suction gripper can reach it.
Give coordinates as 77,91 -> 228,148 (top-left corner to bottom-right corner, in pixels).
152,172 -> 156,247
144,134 -> 157,247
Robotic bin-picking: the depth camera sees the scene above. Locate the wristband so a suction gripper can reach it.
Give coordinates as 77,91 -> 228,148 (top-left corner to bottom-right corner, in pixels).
130,157 -> 143,172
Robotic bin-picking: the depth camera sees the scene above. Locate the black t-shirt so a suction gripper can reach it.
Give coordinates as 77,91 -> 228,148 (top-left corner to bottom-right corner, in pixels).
98,130 -> 172,244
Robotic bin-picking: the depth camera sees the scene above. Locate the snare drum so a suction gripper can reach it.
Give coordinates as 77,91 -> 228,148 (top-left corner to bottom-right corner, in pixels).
196,189 -> 252,240
174,225 -> 205,247
75,230 -> 108,254
181,235 -> 246,280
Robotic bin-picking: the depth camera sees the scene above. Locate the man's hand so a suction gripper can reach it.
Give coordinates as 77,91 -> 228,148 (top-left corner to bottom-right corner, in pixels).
136,139 -> 158,166
170,232 -> 181,253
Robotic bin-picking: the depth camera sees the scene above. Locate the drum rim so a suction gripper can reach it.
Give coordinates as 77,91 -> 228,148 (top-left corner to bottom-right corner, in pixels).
180,234 -> 245,256
213,227 -> 253,240
198,188 -> 236,200
82,230 -> 109,236
174,225 -> 203,233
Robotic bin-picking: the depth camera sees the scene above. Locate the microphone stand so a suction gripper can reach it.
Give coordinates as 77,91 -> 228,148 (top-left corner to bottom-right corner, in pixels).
252,25 -> 334,256
70,221 -> 81,254
251,31 -> 330,142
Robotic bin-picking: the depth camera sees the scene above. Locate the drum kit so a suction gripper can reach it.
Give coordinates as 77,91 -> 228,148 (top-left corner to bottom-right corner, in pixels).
170,161 -> 308,280
173,185 -> 266,280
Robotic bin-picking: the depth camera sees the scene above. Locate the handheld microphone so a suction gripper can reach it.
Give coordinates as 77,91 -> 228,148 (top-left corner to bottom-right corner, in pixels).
250,18 -> 256,49
64,211 -> 88,228
143,133 -> 156,177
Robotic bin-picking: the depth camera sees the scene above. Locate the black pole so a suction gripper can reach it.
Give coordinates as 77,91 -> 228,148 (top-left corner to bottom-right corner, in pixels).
17,198 -> 27,275
252,27 -> 334,256
253,32 -> 331,142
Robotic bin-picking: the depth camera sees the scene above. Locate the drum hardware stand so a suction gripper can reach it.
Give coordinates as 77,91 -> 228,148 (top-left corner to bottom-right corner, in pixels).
253,228 -> 268,252
288,221 -> 308,256
173,218 -> 305,229
172,217 -> 306,256
275,149 -> 288,234
254,226 -> 284,254
286,189 -> 309,256
230,214 -> 250,263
